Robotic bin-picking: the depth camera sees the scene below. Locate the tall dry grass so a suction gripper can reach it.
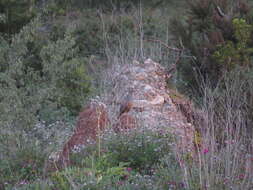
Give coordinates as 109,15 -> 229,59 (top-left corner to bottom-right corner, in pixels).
178,69 -> 253,189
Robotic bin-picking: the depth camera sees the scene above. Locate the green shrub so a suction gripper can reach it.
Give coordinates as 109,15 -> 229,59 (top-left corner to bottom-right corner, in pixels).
213,18 -> 253,69
40,30 -> 91,116
170,0 -> 253,94
0,17 -> 91,129
0,0 -> 36,36
71,10 -> 104,57
101,129 -> 174,174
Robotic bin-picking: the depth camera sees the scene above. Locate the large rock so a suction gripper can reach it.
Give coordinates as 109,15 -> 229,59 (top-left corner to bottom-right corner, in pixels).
103,59 -> 195,153
51,59 -> 198,170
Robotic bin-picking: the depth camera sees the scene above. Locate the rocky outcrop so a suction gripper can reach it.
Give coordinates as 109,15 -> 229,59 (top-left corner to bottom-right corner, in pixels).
104,59 -> 195,153
52,59 -> 197,169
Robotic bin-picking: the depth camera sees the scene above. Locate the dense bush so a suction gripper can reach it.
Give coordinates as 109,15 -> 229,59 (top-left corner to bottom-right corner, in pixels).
0,0 -> 37,36
213,18 -> 253,69
170,0 -> 253,93
0,17 -> 91,128
102,129 -> 174,174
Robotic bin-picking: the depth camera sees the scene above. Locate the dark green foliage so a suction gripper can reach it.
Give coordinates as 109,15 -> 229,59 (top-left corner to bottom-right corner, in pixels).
71,10 -> 104,57
40,30 -> 91,115
0,0 -> 37,36
103,130 -> 173,174
213,18 -> 253,69
0,17 -> 91,128
170,0 -> 253,94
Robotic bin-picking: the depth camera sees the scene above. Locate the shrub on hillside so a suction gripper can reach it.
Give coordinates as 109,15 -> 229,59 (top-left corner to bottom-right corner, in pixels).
0,0 -> 36,36
170,0 -> 253,93
102,129 -> 174,174
0,17 -> 91,129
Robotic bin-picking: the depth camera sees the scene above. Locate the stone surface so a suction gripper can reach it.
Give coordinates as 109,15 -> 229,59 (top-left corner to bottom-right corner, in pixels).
101,58 -> 196,153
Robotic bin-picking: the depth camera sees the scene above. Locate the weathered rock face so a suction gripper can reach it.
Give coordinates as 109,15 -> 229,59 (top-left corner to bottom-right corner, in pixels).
58,101 -> 110,166
54,59 -> 196,169
103,59 -> 195,152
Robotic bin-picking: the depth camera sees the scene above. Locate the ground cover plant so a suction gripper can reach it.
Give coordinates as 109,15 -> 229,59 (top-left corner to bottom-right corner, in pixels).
0,0 -> 253,189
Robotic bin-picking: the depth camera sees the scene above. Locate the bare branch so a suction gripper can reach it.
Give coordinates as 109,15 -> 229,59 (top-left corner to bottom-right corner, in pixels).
216,6 -> 226,18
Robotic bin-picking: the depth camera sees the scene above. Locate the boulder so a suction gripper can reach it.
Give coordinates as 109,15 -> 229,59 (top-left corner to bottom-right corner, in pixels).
102,59 -> 195,153
51,59 -> 199,170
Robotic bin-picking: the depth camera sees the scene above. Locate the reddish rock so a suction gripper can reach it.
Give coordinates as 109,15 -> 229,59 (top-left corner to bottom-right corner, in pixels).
59,102 -> 109,166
